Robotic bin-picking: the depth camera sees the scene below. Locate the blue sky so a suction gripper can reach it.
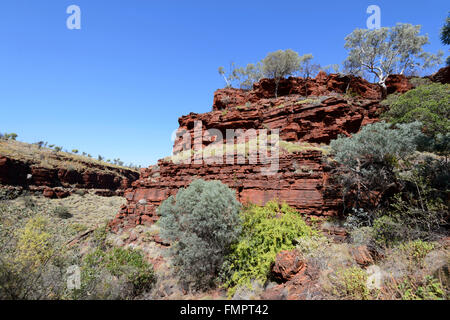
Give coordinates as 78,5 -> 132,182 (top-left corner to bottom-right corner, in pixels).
0,0 -> 448,167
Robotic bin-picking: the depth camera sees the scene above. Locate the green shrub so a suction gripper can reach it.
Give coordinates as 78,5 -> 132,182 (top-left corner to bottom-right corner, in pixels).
158,179 -> 242,290
0,187 -> 21,200
75,247 -> 154,299
395,275 -> 445,300
22,195 -> 36,208
331,121 -> 422,170
52,206 -> 72,219
398,240 -> 435,265
381,83 -> 450,148
221,201 -> 316,297
372,185 -> 446,246
104,247 -> 154,294
13,216 -> 53,270
92,224 -> 109,249
0,209 -> 69,300
330,121 -> 423,211
349,226 -> 375,246
372,215 -> 402,246
1,133 -> 18,140
408,77 -> 432,88
329,266 -> 370,300
416,156 -> 450,193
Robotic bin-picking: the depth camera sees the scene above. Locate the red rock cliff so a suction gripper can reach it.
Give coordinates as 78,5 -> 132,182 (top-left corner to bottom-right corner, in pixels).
110,72 -> 415,231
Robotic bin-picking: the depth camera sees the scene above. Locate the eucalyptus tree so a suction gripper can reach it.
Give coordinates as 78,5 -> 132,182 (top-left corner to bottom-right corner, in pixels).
344,23 -> 443,97
441,13 -> 450,65
298,54 -> 321,96
261,49 -> 302,98
298,54 -> 320,79
233,62 -> 263,90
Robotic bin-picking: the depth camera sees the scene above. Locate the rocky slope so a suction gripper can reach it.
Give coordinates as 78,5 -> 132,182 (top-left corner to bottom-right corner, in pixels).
0,140 -> 139,199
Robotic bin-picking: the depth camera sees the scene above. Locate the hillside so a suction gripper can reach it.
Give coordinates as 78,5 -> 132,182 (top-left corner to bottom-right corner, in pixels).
0,139 -> 139,199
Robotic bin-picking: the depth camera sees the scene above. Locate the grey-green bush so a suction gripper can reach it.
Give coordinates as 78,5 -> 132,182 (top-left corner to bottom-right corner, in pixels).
158,179 -> 242,290
330,121 -> 423,211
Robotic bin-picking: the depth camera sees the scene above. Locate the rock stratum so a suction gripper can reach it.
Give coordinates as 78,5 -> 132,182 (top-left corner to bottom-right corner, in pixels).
110,71 -> 421,231
0,141 -> 139,198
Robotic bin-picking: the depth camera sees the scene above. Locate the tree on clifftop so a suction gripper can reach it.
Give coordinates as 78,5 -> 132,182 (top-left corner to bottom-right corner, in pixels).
298,54 -> 320,96
441,13 -> 450,66
261,49 -> 301,98
344,23 -> 443,98
218,62 -> 263,90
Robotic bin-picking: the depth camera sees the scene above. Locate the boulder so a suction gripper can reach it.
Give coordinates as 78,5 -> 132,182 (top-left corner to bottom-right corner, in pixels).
271,250 -> 306,283
350,245 -> 375,267
430,66 -> 450,84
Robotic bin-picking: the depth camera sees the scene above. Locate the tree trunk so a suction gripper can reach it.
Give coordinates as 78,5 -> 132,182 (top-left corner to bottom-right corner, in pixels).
304,77 -> 309,97
275,80 -> 279,98
379,81 -> 387,99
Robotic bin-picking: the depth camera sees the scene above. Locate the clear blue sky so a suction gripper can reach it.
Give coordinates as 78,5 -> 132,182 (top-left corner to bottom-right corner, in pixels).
1,0 -> 448,167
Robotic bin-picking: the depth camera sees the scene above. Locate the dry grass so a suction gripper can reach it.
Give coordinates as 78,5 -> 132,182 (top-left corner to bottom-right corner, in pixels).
0,140 -> 137,175
279,140 -> 331,155
294,98 -> 321,105
165,136 -> 330,164
3,193 -> 126,242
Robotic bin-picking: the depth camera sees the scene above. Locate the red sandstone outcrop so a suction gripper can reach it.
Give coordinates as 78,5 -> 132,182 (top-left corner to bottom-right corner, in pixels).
110,72 -> 418,231
174,96 -> 381,153
429,66 -> 450,84
212,72 -> 412,111
109,150 -> 342,231
0,155 -> 139,198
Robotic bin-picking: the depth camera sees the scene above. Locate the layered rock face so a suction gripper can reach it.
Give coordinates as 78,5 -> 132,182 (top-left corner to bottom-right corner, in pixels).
111,72 -> 414,231
0,155 -> 139,198
110,151 -> 340,231
174,72 -> 412,153
212,71 -> 412,111
174,96 -> 380,153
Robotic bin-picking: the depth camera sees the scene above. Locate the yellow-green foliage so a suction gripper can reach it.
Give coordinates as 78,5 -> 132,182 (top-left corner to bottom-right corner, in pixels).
395,275 -> 445,300
398,240 -> 435,266
14,216 -> 53,270
330,266 -> 370,300
77,247 -> 155,298
222,201 -> 316,297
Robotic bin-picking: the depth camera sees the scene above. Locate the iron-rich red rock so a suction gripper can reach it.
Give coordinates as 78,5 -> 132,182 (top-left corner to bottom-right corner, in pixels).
111,73 -> 419,231
109,72 -> 427,231
350,245 -> 375,267
109,150 -> 343,231
272,250 -> 306,283
212,72 -> 413,111
429,66 -> 450,84
0,155 -> 139,198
